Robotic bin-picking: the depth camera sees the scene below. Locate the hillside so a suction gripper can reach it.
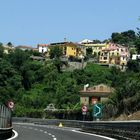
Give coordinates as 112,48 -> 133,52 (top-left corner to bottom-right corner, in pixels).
114,111 -> 140,121
0,36 -> 140,119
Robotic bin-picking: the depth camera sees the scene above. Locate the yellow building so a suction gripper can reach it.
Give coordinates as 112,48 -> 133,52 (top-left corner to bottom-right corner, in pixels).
48,42 -> 84,58
99,43 -> 129,65
79,39 -> 107,56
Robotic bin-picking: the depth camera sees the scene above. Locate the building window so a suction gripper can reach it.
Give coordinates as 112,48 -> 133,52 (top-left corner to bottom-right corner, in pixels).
100,86 -> 103,91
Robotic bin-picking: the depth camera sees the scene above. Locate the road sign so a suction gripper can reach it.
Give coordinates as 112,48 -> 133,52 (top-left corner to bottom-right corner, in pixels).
7,101 -> 14,109
82,105 -> 88,112
93,103 -> 102,118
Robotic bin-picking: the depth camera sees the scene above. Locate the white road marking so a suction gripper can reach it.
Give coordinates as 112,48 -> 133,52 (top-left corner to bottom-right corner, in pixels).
7,130 -> 18,140
72,130 -> 116,140
14,123 -> 59,140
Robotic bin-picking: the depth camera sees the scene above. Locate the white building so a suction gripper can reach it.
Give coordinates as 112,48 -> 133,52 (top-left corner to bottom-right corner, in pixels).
132,54 -> 140,60
37,44 -> 48,53
79,39 -> 93,44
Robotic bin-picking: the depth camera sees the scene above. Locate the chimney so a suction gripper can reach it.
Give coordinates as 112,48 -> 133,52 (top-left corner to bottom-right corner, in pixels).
84,84 -> 89,91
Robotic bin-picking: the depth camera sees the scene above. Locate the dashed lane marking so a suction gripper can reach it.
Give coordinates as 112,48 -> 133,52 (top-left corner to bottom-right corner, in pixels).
14,124 -> 58,140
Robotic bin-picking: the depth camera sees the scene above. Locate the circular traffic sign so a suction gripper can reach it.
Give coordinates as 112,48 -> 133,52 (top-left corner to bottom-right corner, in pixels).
8,101 -> 14,109
82,105 -> 88,112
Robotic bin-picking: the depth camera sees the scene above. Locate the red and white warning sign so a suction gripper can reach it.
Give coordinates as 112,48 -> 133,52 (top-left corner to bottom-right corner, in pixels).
82,105 -> 88,112
7,101 -> 14,109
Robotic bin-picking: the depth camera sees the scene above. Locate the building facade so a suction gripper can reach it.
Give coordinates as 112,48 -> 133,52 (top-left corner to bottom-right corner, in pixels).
37,44 -> 48,54
80,84 -> 114,105
48,42 -> 84,59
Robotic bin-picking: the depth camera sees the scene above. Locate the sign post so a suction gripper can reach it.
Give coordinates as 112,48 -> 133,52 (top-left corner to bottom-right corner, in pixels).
82,105 -> 88,121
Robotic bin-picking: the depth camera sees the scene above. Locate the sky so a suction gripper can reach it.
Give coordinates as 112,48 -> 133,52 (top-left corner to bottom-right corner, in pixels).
0,0 -> 140,47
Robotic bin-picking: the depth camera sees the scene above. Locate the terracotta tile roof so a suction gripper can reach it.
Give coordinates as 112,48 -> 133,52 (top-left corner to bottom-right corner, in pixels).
37,44 -> 48,47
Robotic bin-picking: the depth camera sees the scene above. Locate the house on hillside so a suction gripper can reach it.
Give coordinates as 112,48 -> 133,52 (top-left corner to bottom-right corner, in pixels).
99,43 -> 129,66
37,44 -> 49,54
48,42 -> 85,59
132,54 -> 140,60
3,45 -> 14,54
80,84 -> 114,105
79,39 -> 107,58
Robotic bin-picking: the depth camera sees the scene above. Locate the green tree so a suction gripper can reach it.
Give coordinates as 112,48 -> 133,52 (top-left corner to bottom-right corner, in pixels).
0,43 -> 4,58
49,46 -> 66,73
0,59 -> 22,103
127,60 -> 140,72
111,30 -> 136,46
134,38 -> 140,53
86,48 -> 93,58
8,48 -> 30,70
49,46 -> 63,59
7,42 -> 13,47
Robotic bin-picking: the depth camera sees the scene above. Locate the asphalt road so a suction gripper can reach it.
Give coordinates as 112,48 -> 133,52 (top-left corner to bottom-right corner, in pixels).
13,123 -> 114,140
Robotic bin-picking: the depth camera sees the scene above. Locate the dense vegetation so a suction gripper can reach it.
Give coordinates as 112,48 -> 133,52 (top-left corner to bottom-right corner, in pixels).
0,29 -> 140,119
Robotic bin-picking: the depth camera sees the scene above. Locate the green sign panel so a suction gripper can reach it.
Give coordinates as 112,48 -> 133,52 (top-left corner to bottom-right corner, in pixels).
93,103 -> 102,118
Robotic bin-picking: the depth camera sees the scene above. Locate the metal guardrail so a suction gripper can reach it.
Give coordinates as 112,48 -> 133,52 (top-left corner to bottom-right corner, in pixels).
0,104 -> 12,140
13,117 -> 140,140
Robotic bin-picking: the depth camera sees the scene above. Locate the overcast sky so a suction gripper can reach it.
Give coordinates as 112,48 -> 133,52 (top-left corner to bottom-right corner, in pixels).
0,0 -> 140,47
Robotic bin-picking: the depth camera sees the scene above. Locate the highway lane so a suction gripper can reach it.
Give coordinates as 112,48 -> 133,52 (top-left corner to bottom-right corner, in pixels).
13,123 -> 114,140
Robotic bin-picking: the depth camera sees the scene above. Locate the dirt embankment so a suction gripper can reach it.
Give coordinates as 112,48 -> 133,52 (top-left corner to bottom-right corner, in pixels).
114,111 -> 140,121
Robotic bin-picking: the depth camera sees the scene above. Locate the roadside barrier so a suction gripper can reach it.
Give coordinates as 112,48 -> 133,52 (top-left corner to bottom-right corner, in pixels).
13,117 -> 140,139
0,104 -> 12,140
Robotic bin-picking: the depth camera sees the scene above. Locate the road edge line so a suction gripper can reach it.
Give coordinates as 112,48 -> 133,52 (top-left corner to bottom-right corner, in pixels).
7,130 -> 18,140
72,130 -> 116,140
